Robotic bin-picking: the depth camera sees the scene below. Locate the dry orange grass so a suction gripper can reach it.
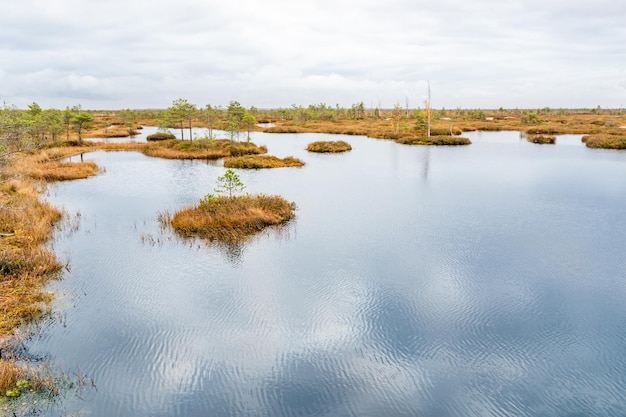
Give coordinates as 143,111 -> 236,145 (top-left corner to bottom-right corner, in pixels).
396,135 -> 471,146
164,194 -> 295,243
89,126 -> 141,138
143,139 -> 267,160
224,155 -> 304,169
582,134 -> 626,149
0,179 -> 63,338
0,358 -> 57,398
260,111 -> 625,139
5,150 -> 100,181
527,134 -> 556,144
306,141 -> 352,153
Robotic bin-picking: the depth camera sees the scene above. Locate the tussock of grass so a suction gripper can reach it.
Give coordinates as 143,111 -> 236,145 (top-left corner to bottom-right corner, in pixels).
396,135 -> 471,146
164,194 -> 295,243
0,358 -> 57,404
143,139 -> 267,160
306,141 -> 352,153
224,155 -> 304,169
146,132 -> 176,141
582,134 -> 626,149
528,134 -> 556,144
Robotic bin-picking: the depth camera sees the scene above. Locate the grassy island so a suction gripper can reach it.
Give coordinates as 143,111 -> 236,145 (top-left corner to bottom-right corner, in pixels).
7,149 -> 100,181
164,194 -> 296,242
146,132 -> 176,141
224,155 -> 304,169
396,135 -> 471,146
527,134 -> 556,144
306,141 -> 352,153
142,139 -> 267,160
582,134 -> 626,149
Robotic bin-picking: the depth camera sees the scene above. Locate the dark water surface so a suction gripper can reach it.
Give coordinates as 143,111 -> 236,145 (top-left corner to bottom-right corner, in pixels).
30,130 -> 626,416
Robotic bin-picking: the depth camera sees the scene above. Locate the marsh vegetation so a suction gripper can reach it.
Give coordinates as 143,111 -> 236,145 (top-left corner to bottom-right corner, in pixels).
582,134 -> 626,149
527,134 -> 557,144
396,135 -> 471,146
1,98 -> 626,414
163,194 -> 295,243
142,138 -> 267,160
306,140 -> 352,153
224,155 -> 304,169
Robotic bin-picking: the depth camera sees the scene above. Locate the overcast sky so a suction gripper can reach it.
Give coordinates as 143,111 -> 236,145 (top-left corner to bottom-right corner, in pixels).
1,0 -> 624,110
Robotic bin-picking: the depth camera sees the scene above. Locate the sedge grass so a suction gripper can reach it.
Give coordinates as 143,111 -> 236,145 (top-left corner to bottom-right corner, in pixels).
582,134 -> 626,149
164,194 -> 295,243
5,150 -> 100,182
396,135 -> 471,146
224,155 -> 304,169
527,134 -> 556,144
143,139 -> 267,160
306,141 -> 352,153
146,132 -> 176,141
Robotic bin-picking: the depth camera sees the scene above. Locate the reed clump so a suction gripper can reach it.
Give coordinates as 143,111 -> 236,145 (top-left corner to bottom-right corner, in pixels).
164,194 -> 296,243
0,359 -> 57,401
306,141 -> 352,153
527,134 -> 556,144
142,139 -> 267,160
581,134 -> 626,149
396,135 -> 471,146
224,155 -> 304,169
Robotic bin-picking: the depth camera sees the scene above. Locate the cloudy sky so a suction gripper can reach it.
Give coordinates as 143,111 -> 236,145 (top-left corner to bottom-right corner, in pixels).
1,0 -> 624,110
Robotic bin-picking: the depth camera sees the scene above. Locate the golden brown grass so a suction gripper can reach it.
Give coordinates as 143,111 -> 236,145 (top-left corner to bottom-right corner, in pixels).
89,126 -> 141,138
142,139 -> 267,160
0,179 -> 63,338
306,141 -> 352,153
5,150 -> 100,182
581,134 -> 626,149
163,194 -> 295,243
252,111 -> 625,139
146,132 -> 176,141
396,135 -> 471,146
527,134 -> 556,144
224,155 -> 304,169
0,358 -> 56,398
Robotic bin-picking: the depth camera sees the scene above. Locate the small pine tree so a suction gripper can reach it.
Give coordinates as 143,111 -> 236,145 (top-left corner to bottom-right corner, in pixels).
214,169 -> 245,197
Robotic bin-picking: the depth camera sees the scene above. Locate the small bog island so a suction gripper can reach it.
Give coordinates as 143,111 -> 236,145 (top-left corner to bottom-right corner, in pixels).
306,140 -> 352,153
161,169 -> 296,242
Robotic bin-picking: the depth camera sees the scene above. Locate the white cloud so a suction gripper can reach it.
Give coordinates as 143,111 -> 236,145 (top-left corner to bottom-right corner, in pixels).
0,0 -> 624,109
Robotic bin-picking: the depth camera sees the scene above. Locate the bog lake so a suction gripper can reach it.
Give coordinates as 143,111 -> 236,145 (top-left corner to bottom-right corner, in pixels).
21,128 -> 626,416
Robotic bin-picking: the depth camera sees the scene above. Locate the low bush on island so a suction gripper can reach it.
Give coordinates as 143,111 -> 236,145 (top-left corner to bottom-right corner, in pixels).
306,141 -> 352,153
396,135 -> 471,146
224,155 -> 304,169
161,169 -> 295,242
582,134 -> 626,149
146,132 -> 176,141
527,134 -> 556,144
142,138 -> 267,160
